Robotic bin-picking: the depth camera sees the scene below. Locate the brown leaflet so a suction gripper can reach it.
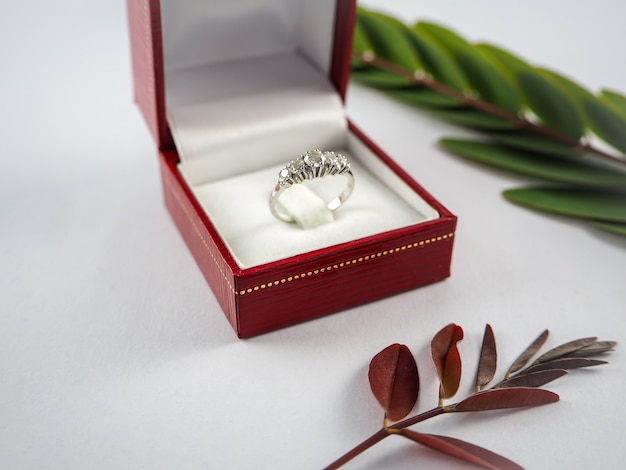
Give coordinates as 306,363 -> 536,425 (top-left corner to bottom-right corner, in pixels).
443,345 -> 462,399
431,323 -> 464,401
536,337 -> 598,363
523,357 -> 608,374
506,329 -> 549,378
400,430 -> 523,470
452,387 -> 559,412
368,343 -> 419,422
476,324 -> 497,391
494,369 -> 567,389
563,341 -> 617,358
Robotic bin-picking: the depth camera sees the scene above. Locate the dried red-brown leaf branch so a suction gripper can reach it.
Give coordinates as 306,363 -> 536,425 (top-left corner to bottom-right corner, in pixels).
368,343 -> 420,422
506,329 -> 549,378
431,323 -> 464,403
476,324 -> 498,392
324,325 -> 616,470
400,430 -> 523,470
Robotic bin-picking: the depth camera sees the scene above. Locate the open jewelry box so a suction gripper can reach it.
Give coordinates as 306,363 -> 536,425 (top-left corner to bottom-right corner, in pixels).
127,0 -> 457,338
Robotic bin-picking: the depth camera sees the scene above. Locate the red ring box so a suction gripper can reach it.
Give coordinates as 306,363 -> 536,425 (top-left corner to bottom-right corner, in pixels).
127,0 -> 457,338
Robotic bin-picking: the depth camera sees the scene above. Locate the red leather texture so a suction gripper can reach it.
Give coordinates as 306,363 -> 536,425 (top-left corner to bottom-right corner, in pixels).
127,0 -> 174,151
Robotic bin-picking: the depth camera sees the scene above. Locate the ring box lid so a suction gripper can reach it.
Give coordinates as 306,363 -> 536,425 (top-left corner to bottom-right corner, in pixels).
127,0 -> 356,153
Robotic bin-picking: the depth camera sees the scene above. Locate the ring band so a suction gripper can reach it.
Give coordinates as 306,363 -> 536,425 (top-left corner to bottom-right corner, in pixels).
269,149 -> 355,223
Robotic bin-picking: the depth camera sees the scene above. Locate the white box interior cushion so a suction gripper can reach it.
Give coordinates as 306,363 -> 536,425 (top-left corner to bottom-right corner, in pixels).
182,148 -> 438,268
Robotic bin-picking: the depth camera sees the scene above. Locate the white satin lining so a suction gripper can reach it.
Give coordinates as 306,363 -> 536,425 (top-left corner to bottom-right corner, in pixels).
167,53 -> 348,185
178,134 -> 440,269
160,0 -> 336,73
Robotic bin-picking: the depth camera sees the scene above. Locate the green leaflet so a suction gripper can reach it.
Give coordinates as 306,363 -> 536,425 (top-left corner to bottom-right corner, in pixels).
352,20 -> 372,68
537,69 -> 596,126
440,139 -> 626,186
600,89 -> 626,118
475,43 -> 534,88
540,69 -> 626,153
415,22 -> 522,114
352,69 -> 461,108
503,187 -> 626,222
539,69 -> 595,103
485,131 -> 581,158
583,98 -> 626,155
425,108 -> 516,130
593,221 -> 626,236
411,22 -> 467,56
407,26 -> 467,92
456,49 -> 522,113
475,43 -> 534,109
386,88 -> 462,109
357,8 -> 420,72
518,69 -> 585,140
351,67 -> 415,88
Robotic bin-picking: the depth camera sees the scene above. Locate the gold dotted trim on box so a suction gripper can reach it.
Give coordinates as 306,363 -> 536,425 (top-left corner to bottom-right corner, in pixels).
166,173 -> 454,298
236,232 -> 455,296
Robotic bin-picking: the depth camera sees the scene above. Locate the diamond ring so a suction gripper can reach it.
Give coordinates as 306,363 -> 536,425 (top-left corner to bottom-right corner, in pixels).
269,149 -> 355,223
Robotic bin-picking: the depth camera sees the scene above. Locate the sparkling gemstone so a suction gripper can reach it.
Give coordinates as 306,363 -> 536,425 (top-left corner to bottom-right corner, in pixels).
332,153 -> 348,170
304,149 -> 325,167
288,158 -> 305,173
278,168 -> 291,185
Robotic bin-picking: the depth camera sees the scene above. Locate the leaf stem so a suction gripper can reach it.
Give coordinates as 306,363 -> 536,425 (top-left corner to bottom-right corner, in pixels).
322,428 -> 389,470
323,407 -> 447,469
354,54 -> 626,168
390,405 -> 448,429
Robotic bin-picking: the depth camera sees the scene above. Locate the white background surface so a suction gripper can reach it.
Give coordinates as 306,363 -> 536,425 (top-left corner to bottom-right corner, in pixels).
1,1 -> 626,469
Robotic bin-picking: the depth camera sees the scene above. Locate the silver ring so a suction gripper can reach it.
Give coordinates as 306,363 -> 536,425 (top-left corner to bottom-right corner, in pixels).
269,149 -> 355,223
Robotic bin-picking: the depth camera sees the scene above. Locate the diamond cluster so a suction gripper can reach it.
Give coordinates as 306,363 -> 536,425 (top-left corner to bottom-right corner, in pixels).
277,150 -> 350,187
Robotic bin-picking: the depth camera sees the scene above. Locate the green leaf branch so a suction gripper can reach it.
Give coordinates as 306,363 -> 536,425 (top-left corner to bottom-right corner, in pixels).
352,7 -> 626,236
323,324 -> 616,469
